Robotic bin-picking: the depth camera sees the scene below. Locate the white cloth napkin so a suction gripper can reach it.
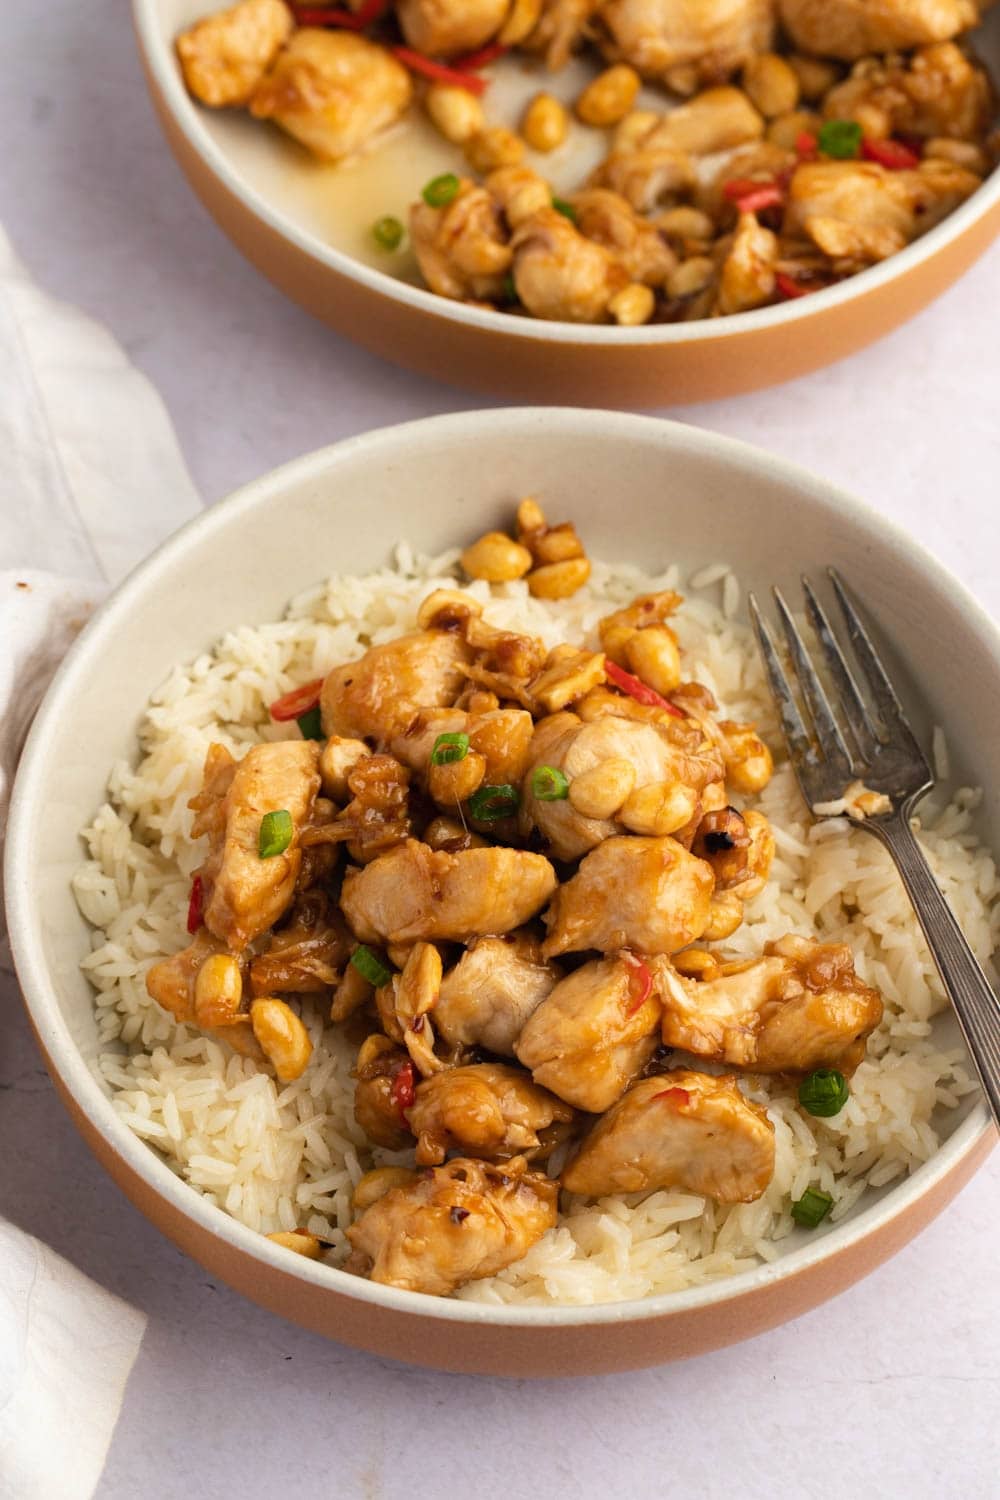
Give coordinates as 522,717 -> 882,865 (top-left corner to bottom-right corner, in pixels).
0,224 -> 202,1499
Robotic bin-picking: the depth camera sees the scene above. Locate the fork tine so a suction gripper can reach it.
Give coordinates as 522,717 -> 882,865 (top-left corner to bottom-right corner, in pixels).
828,569 -> 925,756
801,576 -> 881,761
747,593 -> 814,765
772,587 -> 853,767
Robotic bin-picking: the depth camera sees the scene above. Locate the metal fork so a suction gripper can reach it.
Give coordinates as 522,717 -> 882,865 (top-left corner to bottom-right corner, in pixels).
749,568 -> 1000,1127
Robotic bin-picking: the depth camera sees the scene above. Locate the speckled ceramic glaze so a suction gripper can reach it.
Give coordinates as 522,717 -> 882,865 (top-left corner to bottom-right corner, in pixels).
5,410 -> 996,1374
134,1 -> 1000,405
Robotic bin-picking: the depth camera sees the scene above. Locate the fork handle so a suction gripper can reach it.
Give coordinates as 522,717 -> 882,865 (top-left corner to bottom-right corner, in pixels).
863,807 -> 1000,1128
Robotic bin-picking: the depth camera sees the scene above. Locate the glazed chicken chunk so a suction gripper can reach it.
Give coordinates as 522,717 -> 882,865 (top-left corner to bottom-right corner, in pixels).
510,206 -> 628,323
320,628 -> 472,743
396,0 -> 510,56
779,0 -> 979,62
823,42 -> 994,142
435,932 -> 561,1055
410,181 -> 514,302
561,1070 -> 776,1201
407,1063 -> 575,1165
542,835 -> 715,957
660,936 -> 884,1073
341,840 -> 558,944
176,0 -> 293,108
522,712 -> 706,860
785,157 -> 982,264
250,30 -> 413,163
516,953 -> 663,1112
598,0 -> 776,94
189,739 -> 321,950
346,1156 -> 559,1295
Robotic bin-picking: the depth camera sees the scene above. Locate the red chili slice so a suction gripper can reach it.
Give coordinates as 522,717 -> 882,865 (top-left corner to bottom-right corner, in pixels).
775,271 -> 828,301
291,0 -> 388,27
795,130 -> 818,160
604,659 -> 684,717
390,1060 -> 416,1121
734,184 -> 784,214
269,678 -> 324,722
653,1086 -> 690,1108
622,952 -> 653,1017
186,875 -> 204,935
861,137 -> 921,170
391,46 -> 489,94
453,41 -> 508,70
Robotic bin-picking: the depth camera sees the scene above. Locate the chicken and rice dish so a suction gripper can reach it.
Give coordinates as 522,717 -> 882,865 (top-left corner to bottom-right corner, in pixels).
75,503 -> 996,1303
176,0 -> 998,324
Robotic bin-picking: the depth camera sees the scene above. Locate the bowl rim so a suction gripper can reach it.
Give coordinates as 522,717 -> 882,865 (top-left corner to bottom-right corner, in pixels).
133,0 -> 1000,350
6,406 -> 995,1329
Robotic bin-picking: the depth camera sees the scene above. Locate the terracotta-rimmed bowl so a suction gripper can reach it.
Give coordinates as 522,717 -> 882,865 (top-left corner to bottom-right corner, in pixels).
6,409 -> 996,1375
134,1 -> 1000,406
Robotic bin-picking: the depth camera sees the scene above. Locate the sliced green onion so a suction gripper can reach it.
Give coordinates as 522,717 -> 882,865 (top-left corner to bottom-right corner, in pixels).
431,731 -> 470,766
532,764 -> 569,801
258,809 -> 293,859
818,119 -> 862,159
798,1068 -> 849,1118
791,1187 -> 834,1229
422,173 -> 460,208
468,783 -> 520,821
502,272 -> 518,303
350,945 -> 392,989
372,215 -> 405,251
296,705 -> 324,741
551,196 -> 577,223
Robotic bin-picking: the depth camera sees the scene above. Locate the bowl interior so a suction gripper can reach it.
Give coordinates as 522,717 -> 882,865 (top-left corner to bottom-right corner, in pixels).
139,0 -> 1000,339
7,408 -> 996,1324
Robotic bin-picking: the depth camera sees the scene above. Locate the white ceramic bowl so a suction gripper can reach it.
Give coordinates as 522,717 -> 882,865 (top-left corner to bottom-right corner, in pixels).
133,1 -> 1000,406
5,409 -> 996,1375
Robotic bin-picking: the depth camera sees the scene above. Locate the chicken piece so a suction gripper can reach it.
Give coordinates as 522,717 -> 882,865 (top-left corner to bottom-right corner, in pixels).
714,209 -> 778,313
522,712 -> 706,860
629,87 -> 765,156
657,935 -> 884,1073
822,43 -> 993,142
515,953 -> 662,1112
510,207 -> 629,323
189,740 -> 321,951
590,136 -> 696,213
176,0 -> 293,108
346,1156 -> 559,1295
542,835 -> 715,957
570,188 -> 677,286
779,0 -> 979,62
249,30 -> 413,163
320,630 -> 472,744
598,0 -> 776,94
354,1034 -> 416,1149
393,705 -> 534,789
396,0 -> 509,55
561,1070 -> 775,1202
248,890 -> 351,996
435,932 -> 561,1055
408,1063 -> 575,1165
525,0 -> 602,68
410,181 -> 513,302
146,926 -> 229,1023
785,157 -> 981,264
303,752 -> 413,863
342,840 -> 558,945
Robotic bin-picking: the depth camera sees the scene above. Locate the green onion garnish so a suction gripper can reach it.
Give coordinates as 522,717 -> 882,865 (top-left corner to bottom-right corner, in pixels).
350,945 -> 392,988
258,809 -> 293,859
552,196 -> 577,223
818,120 -> 862,159
422,173 -> 460,208
468,783 -> 520,821
798,1069 -> 849,1118
372,215 -> 405,251
296,706 -> 324,741
532,764 -> 569,801
502,272 -> 518,303
791,1187 -> 834,1229
430,732 -> 470,766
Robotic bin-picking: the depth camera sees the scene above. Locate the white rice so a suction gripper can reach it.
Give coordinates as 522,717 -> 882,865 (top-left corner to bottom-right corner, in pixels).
72,547 -> 997,1305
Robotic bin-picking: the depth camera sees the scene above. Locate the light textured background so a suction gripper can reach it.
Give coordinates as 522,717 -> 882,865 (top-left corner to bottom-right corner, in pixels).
2,4 -> 999,1497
